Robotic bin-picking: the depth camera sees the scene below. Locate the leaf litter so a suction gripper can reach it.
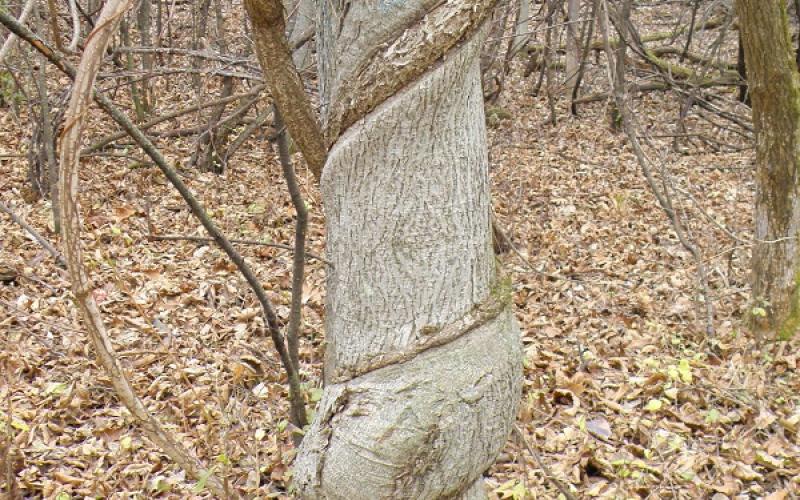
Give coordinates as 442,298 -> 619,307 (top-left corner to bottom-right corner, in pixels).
1,4 -> 799,498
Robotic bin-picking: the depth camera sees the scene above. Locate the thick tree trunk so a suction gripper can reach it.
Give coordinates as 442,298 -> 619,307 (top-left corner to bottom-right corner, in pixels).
737,0 -> 800,340
293,1 -> 523,498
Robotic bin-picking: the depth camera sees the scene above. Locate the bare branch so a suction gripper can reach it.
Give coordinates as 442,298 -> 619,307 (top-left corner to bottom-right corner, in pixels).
0,0 -> 34,65
83,84 -> 266,153
245,0 -> 327,180
272,105 -> 309,430
0,201 -> 66,267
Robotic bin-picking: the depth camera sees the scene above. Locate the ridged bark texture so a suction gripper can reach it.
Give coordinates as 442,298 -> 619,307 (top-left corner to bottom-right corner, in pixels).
737,0 -> 800,340
293,0 -> 523,498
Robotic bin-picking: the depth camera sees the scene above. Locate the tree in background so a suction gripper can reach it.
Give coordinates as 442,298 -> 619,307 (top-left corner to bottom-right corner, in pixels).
565,0 -> 581,89
291,1 -> 523,498
736,0 -> 800,340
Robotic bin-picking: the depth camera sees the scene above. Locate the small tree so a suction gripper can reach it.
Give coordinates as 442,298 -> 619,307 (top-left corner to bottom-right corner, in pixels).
737,0 -> 800,340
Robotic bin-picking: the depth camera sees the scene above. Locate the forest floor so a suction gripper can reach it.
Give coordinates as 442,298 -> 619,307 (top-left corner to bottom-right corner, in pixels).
2,4 -> 800,499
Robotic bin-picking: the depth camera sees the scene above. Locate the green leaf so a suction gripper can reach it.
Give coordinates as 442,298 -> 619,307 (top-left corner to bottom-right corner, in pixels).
120,435 -> 133,450
309,388 -> 324,403
192,470 -> 212,493
11,419 -> 29,432
45,381 -> 68,395
677,359 -> 692,383
495,479 -> 527,500
150,476 -> 172,493
645,399 -> 663,412
643,357 -> 660,368
705,408 -> 721,424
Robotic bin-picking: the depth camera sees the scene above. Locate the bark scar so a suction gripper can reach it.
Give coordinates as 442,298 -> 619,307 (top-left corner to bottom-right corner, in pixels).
329,275 -> 512,384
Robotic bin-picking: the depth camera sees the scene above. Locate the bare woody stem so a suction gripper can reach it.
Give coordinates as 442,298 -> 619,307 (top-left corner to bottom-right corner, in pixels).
83,84 -> 266,154
245,0 -> 327,180
273,104 -> 309,429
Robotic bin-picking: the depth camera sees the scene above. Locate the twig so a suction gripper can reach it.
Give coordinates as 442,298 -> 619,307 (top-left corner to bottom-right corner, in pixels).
492,210 -> 628,288
512,425 -> 576,500
83,84 -> 266,153
221,105 -> 273,166
0,201 -> 66,267
113,45 -> 253,65
147,233 -> 331,266
97,66 -> 263,82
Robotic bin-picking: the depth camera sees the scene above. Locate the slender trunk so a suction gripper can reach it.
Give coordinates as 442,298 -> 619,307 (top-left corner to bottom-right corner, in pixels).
46,0 -> 65,52
137,0 -> 154,112
481,0 -> 512,102
192,0 -> 235,172
507,0 -> 530,60
544,0 -> 561,124
565,0 -> 580,89
680,0 -> 699,62
190,75 -> 234,171
611,1 -> 627,130
737,0 -> 800,340
287,0 -> 314,71
191,0 -> 211,93
569,0 -> 597,115
119,18 -> 146,121
294,1 -> 522,498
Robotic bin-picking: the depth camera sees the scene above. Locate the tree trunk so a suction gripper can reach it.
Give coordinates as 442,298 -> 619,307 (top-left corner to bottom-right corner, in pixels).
293,1 -> 523,498
737,0 -> 800,340
565,0 -> 580,89
508,0 -> 530,58
287,0 -> 314,71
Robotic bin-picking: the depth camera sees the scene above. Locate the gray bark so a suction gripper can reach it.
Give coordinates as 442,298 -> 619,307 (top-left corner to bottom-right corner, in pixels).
294,1 -> 523,498
509,0 -> 531,57
287,0 -> 314,70
565,0 -> 580,88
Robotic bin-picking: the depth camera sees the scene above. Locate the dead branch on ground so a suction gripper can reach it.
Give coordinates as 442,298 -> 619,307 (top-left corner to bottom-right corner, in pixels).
0,201 -> 66,267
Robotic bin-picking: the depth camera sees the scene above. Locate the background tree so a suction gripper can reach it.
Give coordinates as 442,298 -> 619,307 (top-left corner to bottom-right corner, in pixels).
292,0 -> 523,497
565,0 -> 581,89
736,0 -> 800,340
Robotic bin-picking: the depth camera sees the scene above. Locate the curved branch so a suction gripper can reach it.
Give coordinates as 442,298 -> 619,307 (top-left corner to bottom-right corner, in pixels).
55,0 -> 232,496
0,0 -> 34,64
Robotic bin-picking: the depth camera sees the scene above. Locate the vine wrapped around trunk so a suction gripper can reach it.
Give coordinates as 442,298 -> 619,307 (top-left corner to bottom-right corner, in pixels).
294,1 -> 523,498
